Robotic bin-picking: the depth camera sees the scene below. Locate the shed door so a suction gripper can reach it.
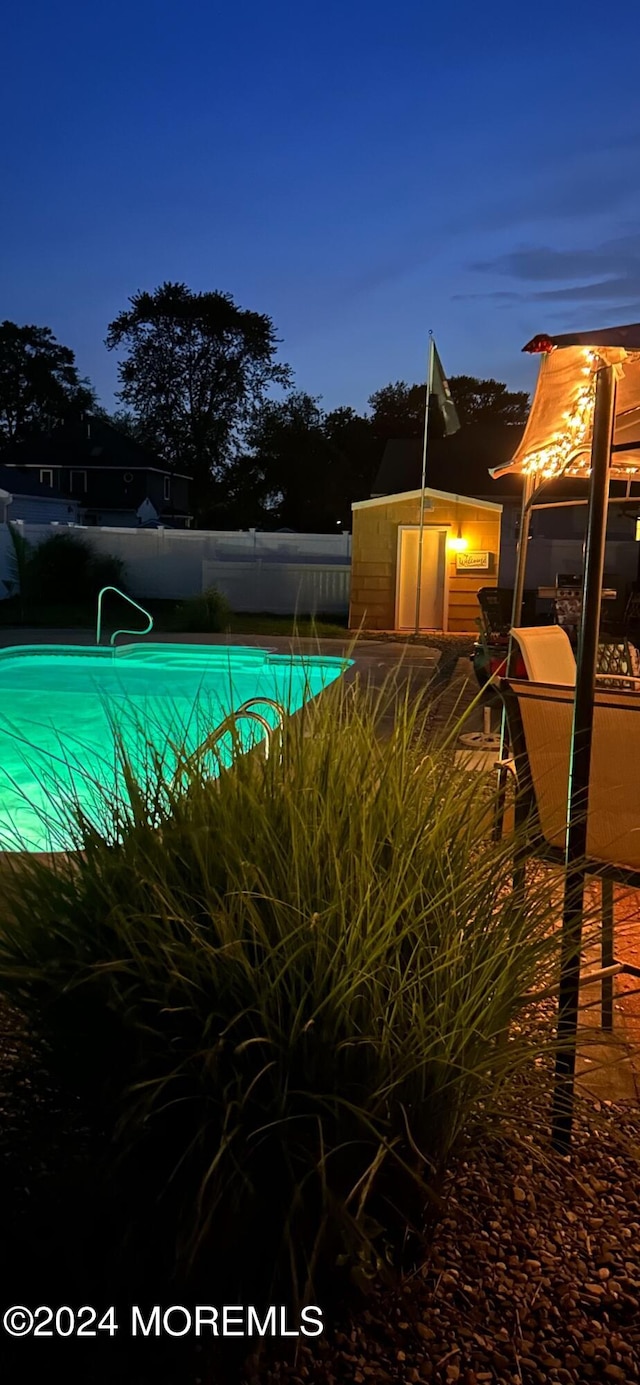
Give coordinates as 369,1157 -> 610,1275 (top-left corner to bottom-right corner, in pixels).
396,527 -> 446,629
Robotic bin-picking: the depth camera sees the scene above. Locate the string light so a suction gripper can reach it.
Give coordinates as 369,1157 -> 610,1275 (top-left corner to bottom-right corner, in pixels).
521,350 -> 602,479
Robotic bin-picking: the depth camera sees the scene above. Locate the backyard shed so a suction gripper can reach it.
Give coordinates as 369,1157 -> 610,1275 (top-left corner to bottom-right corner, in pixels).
349,487 -> 503,632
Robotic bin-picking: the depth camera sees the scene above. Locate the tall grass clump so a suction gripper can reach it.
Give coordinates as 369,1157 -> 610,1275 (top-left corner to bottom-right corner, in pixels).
0,672 -> 561,1306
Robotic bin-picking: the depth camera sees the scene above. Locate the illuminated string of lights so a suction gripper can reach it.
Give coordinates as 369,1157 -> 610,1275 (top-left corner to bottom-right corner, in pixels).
521,350 -> 601,479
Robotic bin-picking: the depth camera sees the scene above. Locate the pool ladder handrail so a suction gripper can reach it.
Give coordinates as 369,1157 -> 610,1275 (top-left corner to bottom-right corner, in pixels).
180,697 -> 286,777
96,586 -> 154,647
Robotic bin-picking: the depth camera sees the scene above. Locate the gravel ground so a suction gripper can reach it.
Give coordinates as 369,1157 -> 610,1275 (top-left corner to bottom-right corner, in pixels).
248,1092 -> 640,1385
1,979 -> 638,1385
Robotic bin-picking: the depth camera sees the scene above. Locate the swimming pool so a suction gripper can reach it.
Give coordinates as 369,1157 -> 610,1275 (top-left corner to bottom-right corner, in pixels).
0,643 -> 352,852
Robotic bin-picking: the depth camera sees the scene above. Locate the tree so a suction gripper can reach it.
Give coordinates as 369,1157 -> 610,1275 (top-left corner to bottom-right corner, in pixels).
368,375 -> 530,439
323,406 -> 377,499
202,453 -> 280,530
91,405 -> 142,439
106,283 -> 292,516
0,321 -> 95,448
368,381 -> 427,441
243,392 -> 340,531
447,375 -> 530,428
240,394 -> 379,531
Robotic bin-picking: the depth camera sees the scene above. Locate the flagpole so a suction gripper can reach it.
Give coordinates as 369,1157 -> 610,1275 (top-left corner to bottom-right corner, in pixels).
413,332 -> 435,637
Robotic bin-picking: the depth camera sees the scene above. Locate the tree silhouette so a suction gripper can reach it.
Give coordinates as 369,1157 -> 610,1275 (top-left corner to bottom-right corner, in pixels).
106,282 -> 291,516
0,321 -> 94,447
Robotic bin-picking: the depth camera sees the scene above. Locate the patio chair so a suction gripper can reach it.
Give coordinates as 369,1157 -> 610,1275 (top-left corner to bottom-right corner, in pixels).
473,590 -> 536,687
596,636 -> 640,687
512,625 -> 640,691
477,587 -> 516,638
511,626 -> 576,685
624,589 -> 640,642
499,676 -> 640,1029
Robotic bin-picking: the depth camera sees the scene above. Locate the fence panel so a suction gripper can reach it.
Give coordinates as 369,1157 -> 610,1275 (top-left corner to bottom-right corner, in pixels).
0,523 -> 353,607
202,561 -> 351,615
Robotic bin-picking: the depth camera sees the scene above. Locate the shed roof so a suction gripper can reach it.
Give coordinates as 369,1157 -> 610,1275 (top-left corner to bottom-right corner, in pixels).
352,486 -> 502,513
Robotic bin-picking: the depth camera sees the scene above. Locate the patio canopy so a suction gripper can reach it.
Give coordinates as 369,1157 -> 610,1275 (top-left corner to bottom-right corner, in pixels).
493,323 -> 640,480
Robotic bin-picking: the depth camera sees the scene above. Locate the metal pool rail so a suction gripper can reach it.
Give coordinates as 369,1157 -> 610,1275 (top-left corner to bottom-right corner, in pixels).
96,586 -> 154,646
179,697 -> 287,779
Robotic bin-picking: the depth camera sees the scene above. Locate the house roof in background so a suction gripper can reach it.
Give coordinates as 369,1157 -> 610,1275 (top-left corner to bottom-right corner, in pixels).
372,425 -> 525,500
370,423 -> 636,504
1,417 -> 192,479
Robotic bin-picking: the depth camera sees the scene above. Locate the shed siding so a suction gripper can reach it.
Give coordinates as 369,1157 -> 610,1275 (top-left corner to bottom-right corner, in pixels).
349,493 -> 502,633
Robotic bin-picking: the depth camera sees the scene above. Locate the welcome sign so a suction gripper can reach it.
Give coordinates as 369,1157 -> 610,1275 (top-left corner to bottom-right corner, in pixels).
456,550 -> 492,572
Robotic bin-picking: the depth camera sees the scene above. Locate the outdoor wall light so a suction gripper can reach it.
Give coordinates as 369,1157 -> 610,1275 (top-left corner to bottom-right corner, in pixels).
447,526 -> 468,552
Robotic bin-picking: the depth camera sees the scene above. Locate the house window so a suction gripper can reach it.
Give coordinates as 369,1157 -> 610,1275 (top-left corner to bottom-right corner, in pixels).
40,469 -> 53,487
163,476 -> 171,501
70,470 -> 87,494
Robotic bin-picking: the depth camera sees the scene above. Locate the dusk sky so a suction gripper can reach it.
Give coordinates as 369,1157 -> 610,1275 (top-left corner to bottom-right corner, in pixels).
3,0 -> 640,415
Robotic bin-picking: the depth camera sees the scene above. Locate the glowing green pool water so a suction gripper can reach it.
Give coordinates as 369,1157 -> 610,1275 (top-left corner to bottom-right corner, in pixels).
0,643 -> 351,852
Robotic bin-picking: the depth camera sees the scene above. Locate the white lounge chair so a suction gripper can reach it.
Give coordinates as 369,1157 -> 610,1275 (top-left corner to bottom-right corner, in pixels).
511,626 -> 576,685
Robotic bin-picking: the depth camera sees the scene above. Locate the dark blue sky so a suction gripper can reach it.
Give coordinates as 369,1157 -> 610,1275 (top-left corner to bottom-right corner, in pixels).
3,0 -> 640,414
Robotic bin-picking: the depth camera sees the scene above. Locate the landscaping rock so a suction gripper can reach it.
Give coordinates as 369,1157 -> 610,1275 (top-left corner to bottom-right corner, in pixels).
250,1085 -> 640,1385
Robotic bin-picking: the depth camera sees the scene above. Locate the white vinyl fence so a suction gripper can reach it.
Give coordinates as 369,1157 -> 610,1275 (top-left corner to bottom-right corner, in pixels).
202,561 -> 351,615
0,524 -> 14,597
0,523 -> 352,615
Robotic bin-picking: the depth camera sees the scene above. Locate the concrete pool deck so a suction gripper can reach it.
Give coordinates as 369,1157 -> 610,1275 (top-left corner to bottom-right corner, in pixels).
0,628 -> 448,700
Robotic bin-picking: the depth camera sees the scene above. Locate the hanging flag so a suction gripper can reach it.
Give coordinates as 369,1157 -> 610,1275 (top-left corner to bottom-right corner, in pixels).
431,343 -> 461,435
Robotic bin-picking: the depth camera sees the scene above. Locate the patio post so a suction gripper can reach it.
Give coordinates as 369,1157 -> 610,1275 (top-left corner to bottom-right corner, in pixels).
494,472 -> 535,842
509,471 -> 536,650
551,362 -> 617,1153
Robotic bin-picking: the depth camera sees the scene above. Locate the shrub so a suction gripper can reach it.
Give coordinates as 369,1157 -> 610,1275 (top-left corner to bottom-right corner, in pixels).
85,550 -> 128,595
0,674 -> 562,1308
173,584 -> 230,632
27,532 -> 126,605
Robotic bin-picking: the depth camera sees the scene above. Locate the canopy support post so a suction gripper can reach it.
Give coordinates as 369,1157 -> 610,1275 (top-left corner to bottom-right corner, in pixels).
551,362 -> 616,1153
494,472 -> 535,841
509,471 -> 536,645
